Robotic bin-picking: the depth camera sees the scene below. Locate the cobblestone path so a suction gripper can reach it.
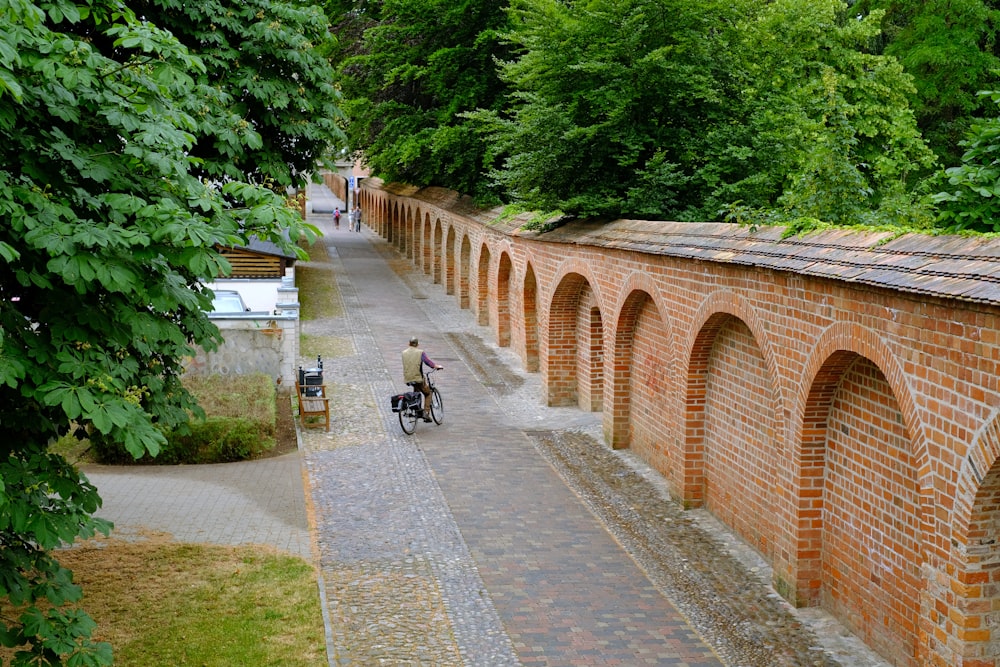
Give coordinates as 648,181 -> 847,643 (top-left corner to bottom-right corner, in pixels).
298,184 -> 888,667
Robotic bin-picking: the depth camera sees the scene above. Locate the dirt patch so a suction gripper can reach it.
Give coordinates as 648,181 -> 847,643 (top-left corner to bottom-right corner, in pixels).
263,389 -> 300,459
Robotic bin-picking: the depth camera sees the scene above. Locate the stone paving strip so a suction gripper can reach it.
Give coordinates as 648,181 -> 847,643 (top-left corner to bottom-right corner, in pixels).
298,217 -> 519,665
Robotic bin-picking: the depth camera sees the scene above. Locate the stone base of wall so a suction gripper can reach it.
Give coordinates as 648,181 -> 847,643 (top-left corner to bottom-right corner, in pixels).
185,314 -> 299,387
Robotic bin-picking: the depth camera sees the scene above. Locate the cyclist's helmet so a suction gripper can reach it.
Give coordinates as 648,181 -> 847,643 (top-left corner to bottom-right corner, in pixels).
409,336 -> 419,346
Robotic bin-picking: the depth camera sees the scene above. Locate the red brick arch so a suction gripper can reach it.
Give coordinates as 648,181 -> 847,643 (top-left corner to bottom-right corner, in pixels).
790,322 -> 927,663
796,321 -> 930,515
476,243 -> 492,326
606,272 -> 677,451
458,234 -> 471,309
432,218 -> 444,285
497,250 -> 514,347
406,205 -> 419,259
421,211 -> 432,273
955,412 -> 1000,542
445,225 -> 457,295
521,261 -> 540,372
543,260 -> 607,408
680,291 -> 784,510
388,200 -> 400,244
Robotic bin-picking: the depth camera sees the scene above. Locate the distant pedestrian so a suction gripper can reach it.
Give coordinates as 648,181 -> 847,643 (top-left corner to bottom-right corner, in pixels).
352,204 -> 362,232
333,207 -> 340,230
348,206 -> 357,232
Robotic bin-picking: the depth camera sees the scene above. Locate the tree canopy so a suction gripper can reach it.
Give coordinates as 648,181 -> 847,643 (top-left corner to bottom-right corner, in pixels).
334,0 -> 510,202
134,0 -> 345,189
0,0 -> 342,663
332,0 -> 999,232
932,89 -> 1000,233
854,0 -> 1000,167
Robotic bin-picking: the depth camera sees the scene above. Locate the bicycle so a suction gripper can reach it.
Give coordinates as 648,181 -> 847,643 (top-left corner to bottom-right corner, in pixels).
394,368 -> 443,434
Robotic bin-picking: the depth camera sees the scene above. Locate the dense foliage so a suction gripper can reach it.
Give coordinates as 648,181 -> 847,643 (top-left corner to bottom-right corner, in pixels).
332,0 -> 1000,232
334,0 -> 510,202
134,0 -> 345,189
932,90 -> 1000,233
476,0 -> 934,223
854,0 -> 1000,167
0,0 -> 341,663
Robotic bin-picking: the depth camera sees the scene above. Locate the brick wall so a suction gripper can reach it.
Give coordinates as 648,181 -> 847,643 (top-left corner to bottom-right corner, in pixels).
359,180 -> 1000,667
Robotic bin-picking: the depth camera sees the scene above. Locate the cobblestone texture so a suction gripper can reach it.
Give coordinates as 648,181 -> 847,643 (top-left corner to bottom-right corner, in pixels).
298,184 -> 890,667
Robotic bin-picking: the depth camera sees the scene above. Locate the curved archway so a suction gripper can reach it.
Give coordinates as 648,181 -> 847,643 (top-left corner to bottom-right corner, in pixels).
401,204 -> 412,253
445,226 -> 457,295
406,206 -> 419,259
477,244 -> 492,326
797,349 -> 921,664
545,270 -> 603,409
684,311 -> 781,563
459,235 -> 471,309
388,201 -> 399,244
609,287 -> 670,451
522,262 -> 540,372
784,320 -> 928,665
433,219 -> 444,285
421,211 -> 432,273
497,252 -> 513,347
682,292 -> 784,513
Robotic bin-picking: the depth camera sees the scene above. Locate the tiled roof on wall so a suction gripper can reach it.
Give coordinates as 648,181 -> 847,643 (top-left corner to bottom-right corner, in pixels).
376,180 -> 1000,306
536,219 -> 1000,306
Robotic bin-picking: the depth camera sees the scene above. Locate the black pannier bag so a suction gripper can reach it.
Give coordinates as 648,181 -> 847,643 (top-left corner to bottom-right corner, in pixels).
405,391 -> 423,408
391,391 -> 424,413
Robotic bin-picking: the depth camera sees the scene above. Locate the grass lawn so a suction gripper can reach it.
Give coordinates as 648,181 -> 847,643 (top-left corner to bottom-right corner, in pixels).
55,538 -> 326,667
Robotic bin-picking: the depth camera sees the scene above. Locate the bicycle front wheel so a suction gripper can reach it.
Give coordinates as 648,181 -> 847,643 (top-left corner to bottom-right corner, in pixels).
399,406 -> 417,434
430,388 -> 443,425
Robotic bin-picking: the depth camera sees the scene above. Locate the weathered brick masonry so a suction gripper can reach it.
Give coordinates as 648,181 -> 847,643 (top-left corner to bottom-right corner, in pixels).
359,179 -> 1000,667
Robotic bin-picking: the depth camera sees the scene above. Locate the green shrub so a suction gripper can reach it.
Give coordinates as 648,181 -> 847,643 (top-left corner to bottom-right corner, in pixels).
93,374 -> 277,465
161,417 -> 272,463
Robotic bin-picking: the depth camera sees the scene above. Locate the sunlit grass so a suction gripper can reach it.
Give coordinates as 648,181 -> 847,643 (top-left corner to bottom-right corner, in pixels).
56,539 -> 326,667
301,333 -> 353,360
297,238 -> 341,321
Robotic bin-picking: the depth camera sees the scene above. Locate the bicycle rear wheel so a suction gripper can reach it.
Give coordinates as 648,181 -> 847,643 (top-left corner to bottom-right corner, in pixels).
430,387 -> 443,424
399,406 -> 418,434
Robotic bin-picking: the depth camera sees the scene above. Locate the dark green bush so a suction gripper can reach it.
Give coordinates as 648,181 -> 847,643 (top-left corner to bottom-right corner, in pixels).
161,417 -> 273,463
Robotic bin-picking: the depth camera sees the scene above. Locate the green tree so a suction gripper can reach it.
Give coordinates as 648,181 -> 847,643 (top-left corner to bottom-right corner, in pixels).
134,0 -> 346,189
481,0 -> 743,219
853,0 -> 1000,166
0,0 -> 333,662
932,89 -> 1000,233
334,0 -> 510,202
726,0 -> 937,228
484,0 -> 934,226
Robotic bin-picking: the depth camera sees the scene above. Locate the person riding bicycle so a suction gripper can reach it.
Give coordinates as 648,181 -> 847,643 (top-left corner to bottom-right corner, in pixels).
402,337 -> 443,422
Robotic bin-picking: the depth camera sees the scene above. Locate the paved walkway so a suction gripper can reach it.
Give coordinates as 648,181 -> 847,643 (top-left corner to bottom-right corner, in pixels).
87,183 -> 889,666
